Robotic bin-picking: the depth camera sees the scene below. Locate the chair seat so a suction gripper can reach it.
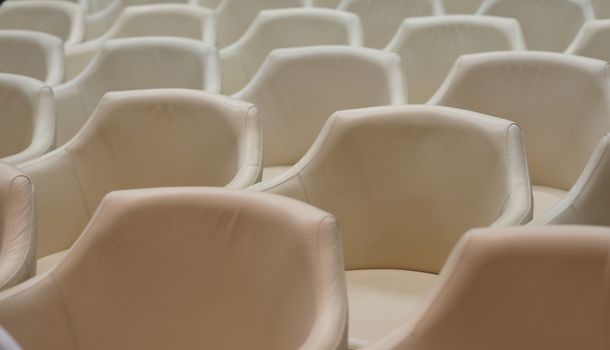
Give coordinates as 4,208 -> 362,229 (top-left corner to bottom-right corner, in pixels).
262,165 -> 292,181
36,249 -> 68,274
346,269 -> 438,349
533,185 -> 568,218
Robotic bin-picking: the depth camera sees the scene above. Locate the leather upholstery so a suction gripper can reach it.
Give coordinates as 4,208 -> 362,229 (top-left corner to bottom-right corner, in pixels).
0,162 -> 35,291
251,105 -> 532,346
566,19 -> 610,62
385,15 -> 524,103
429,51 -> 610,218
234,46 -> 404,179
311,0 -> 342,7
477,0 -> 594,51
54,37 -> 220,145
0,187 -> 347,350
362,225 -> 610,350
442,0 -> 483,13
220,8 -> 362,94
66,4 -> 214,80
591,0 -> 610,18
338,0 -> 444,48
0,31 -> 65,86
531,134 -> 610,225
215,0 -> 307,48
0,74 -> 55,165
0,1 -> 85,46
18,89 -> 262,266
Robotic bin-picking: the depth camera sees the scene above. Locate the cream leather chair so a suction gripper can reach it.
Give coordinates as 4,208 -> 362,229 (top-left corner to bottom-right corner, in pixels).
0,1 -> 85,46
592,0 -> 610,18
251,105 -> 532,348
0,162 -> 35,291
429,51 -> 610,218
221,8 -> 362,94
0,31 -> 65,86
215,0 -> 307,48
531,134 -> 610,225
477,0 -> 594,51
66,4 -> 214,80
233,46 -> 404,180
19,89 -> 262,274
0,74 -> 55,165
0,327 -> 21,350
385,15 -> 524,103
362,225 -> 610,350
338,0 -> 444,49
442,0 -> 483,13
55,37 -> 220,145
0,187 -> 347,350
566,19 -> 610,61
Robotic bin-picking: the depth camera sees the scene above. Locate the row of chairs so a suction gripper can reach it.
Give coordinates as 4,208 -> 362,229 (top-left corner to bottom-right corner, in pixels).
0,91 -> 608,348
1,47 -> 610,347
4,0 -> 610,51
0,182 -> 606,350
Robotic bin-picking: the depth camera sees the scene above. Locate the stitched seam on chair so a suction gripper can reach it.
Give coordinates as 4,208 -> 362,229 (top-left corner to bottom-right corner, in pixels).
497,124 -> 516,223
51,274 -> 80,350
65,149 -> 93,217
297,173 -> 311,203
246,105 -> 263,183
509,123 -> 532,224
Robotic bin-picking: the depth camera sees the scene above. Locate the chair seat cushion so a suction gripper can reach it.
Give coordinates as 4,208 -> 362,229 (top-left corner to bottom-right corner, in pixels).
533,185 -> 568,218
346,269 -> 438,348
36,249 -> 68,274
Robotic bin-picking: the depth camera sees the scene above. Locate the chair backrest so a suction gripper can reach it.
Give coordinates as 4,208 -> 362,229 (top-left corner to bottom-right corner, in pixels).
338,0 -> 444,48
0,188 -> 347,350
386,15 -> 524,103
220,8 -> 362,94
478,0 -> 594,51
0,30 -> 64,86
0,162 -> 35,291
0,74 -> 54,164
566,19 -> 610,61
442,0 -> 483,13
215,0 -> 306,48
429,51 -> 610,191
55,37 -> 220,145
363,225 -> 610,350
0,1 -> 85,45
234,46 -> 404,168
19,89 -> 261,259
104,4 -> 215,43
252,105 -> 532,272
311,0 -> 342,7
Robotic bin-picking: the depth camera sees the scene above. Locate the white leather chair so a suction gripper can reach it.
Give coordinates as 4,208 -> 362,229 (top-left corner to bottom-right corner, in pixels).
0,327 -> 21,350
531,134 -> 610,225
0,187 -> 347,350
18,89 -> 262,274
385,15 -> 524,103
215,0 -> 307,48
0,162 -> 35,291
66,4 -> 214,80
0,1 -> 85,46
221,8 -> 362,94
338,0 -> 444,48
251,105 -> 532,348
477,0 -> 594,51
442,0 -> 483,13
361,225 -> 610,350
233,46 -> 404,180
566,19 -> 610,61
54,37 -> 220,145
0,74 -> 54,165
85,0 -> 198,40
311,0 -> 341,7
429,51 -> 610,218
0,31 -> 65,86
